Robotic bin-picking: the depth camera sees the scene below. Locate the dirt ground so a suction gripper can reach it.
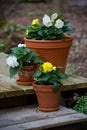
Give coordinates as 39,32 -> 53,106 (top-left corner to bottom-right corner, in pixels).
1,0 -> 87,78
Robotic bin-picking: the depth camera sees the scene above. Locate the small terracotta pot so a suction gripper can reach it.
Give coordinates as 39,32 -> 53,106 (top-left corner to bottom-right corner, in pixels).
33,81 -> 61,112
24,36 -> 73,73
17,65 -> 37,85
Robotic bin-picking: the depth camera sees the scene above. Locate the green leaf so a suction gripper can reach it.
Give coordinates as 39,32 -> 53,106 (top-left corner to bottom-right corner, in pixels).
73,93 -> 87,114
12,47 -> 28,55
56,29 -> 63,34
0,43 -> 4,47
33,70 -> 42,77
37,74 -> 50,82
53,82 -> 60,92
38,30 -> 44,37
57,72 -> 67,79
10,67 -> 18,78
38,81 -> 46,85
64,21 -> 69,26
25,51 -> 39,62
47,35 -> 56,40
63,26 -> 74,34
38,76 -> 49,82
10,62 -> 22,78
33,57 -> 43,64
15,54 -> 23,59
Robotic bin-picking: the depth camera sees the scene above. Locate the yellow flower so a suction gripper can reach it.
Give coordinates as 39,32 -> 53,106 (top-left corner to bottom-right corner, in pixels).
32,19 -> 39,25
42,62 -> 53,73
53,66 -> 56,70
26,29 -> 29,35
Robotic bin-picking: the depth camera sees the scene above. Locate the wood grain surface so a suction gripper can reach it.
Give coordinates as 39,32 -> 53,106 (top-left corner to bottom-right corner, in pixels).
0,105 -> 87,130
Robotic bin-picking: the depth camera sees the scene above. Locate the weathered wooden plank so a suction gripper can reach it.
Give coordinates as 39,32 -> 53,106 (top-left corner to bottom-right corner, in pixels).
0,72 -> 87,98
0,92 -> 5,99
0,73 -> 34,98
0,105 -> 76,126
67,74 -> 87,83
0,105 -> 87,130
62,74 -> 87,91
0,53 -> 9,76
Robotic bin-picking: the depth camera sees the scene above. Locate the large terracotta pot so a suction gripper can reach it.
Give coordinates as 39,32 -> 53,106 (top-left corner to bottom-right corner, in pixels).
17,65 -> 37,85
24,36 -> 73,72
33,81 -> 61,112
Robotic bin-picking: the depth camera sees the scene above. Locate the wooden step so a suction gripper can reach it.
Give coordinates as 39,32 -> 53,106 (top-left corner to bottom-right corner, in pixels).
0,105 -> 87,130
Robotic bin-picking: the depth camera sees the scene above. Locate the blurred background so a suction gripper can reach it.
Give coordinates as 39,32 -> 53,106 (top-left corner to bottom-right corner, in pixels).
0,0 -> 87,78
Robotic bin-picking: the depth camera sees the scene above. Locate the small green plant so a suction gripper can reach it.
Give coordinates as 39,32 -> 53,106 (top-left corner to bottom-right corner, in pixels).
0,43 -> 4,47
73,94 -> 87,129
25,12 -> 73,40
73,93 -> 87,114
0,42 -> 5,52
33,62 -> 67,92
6,43 -> 43,78
8,24 -> 24,38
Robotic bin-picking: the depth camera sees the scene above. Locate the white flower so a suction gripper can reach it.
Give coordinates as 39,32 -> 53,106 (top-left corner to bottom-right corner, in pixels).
55,19 -> 64,29
43,14 -> 52,27
18,43 -> 26,47
51,13 -> 58,22
6,56 -> 19,68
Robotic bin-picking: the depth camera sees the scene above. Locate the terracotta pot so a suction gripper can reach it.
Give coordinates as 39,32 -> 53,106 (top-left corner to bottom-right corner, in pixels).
24,36 -> 73,72
33,81 -> 61,112
17,65 -> 37,85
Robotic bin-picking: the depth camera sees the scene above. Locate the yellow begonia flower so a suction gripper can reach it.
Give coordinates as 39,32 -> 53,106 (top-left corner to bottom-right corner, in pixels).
53,66 -> 56,70
26,29 -> 29,35
32,19 -> 39,25
42,62 -> 53,73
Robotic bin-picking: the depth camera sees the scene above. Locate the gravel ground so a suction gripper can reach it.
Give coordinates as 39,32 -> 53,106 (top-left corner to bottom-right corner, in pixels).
63,0 -> 87,77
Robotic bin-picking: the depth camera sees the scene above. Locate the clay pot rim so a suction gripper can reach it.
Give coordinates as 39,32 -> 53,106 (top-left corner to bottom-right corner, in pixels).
33,81 -> 62,92
16,80 -> 32,85
33,81 -> 54,87
21,64 -> 37,70
24,36 -> 73,49
24,35 -> 73,43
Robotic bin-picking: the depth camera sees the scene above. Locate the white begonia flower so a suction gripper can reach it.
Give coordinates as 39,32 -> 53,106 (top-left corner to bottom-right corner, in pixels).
18,43 -> 26,47
51,13 -> 58,22
6,56 -> 19,68
55,19 -> 64,29
43,14 -> 52,27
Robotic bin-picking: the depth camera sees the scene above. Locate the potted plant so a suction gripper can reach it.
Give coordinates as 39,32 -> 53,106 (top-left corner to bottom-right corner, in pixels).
33,62 -> 67,112
24,13 -> 73,72
6,43 -> 43,85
